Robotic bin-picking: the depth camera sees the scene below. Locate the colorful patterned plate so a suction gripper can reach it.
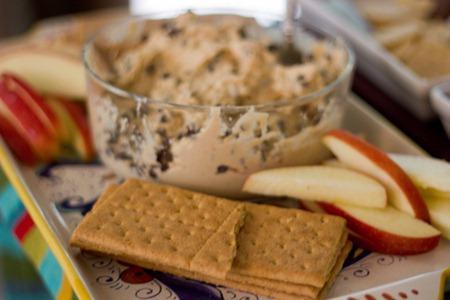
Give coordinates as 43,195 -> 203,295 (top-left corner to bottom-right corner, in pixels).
0,95 -> 449,300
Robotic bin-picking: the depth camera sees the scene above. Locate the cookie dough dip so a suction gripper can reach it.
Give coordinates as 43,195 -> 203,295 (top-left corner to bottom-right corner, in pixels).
84,10 -> 354,197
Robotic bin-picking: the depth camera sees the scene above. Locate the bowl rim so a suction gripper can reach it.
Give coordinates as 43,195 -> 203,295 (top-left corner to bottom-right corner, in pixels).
82,8 -> 355,110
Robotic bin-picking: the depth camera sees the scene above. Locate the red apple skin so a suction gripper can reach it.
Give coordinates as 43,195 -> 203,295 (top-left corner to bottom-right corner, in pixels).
0,113 -> 38,165
60,99 -> 95,161
320,202 -> 440,255
326,130 -> 430,222
0,82 -> 59,161
0,73 -> 60,139
348,232 -> 439,255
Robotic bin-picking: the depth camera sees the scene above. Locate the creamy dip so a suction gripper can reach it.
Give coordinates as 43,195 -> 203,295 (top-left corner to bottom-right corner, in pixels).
86,12 -> 349,197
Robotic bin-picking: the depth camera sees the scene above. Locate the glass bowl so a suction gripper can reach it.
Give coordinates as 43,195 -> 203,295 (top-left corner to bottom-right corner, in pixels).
83,8 -> 355,198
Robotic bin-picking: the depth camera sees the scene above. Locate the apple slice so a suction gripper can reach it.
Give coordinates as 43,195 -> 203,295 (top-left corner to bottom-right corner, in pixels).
0,113 -> 38,165
46,97 -> 73,144
0,82 -> 59,161
323,129 -> 430,222
47,97 -> 94,161
319,202 -> 440,254
420,188 -> 450,202
422,196 -> 450,240
322,159 -> 347,168
243,166 -> 387,208
0,48 -> 85,99
298,200 -> 325,213
0,73 -> 60,140
389,154 -> 450,193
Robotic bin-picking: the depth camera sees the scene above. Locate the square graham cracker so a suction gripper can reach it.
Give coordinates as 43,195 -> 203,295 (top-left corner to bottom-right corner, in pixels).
231,203 -> 347,287
227,230 -> 348,298
71,179 -> 246,279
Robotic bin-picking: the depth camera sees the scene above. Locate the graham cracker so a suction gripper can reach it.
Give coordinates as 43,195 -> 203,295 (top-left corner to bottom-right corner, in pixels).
71,179 -> 349,298
92,184 -> 119,210
92,183 -> 247,279
231,203 -> 347,287
78,241 -> 351,300
71,179 -> 245,279
190,204 -> 246,278
227,230 -> 348,298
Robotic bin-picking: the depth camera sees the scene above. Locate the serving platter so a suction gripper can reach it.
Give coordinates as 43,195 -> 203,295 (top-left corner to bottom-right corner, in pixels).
0,94 -> 449,300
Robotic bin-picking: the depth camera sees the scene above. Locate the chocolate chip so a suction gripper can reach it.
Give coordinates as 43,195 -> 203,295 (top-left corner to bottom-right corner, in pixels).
107,132 -> 119,144
161,22 -> 171,30
221,129 -> 232,138
115,152 -> 132,160
305,53 -> 314,61
260,140 -> 274,162
267,43 -> 279,52
238,27 -> 247,39
155,129 -> 172,172
297,74 -> 305,82
186,125 -> 199,136
156,148 -> 172,172
277,120 -> 286,132
320,69 -> 328,78
161,22 -> 182,37
177,125 -> 199,140
168,27 -> 182,37
216,165 -> 229,174
145,64 -> 155,74
148,166 -> 158,179
160,115 -> 168,123
162,72 -> 170,79
138,104 -> 150,115
141,33 -> 149,42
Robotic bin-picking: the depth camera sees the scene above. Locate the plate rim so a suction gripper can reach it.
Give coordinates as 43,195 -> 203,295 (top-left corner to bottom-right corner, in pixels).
0,95 -> 448,300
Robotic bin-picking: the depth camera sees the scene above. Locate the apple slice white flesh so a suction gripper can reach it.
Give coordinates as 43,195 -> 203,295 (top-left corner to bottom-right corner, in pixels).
420,188 -> 450,202
327,156 -> 450,200
46,97 -> 94,161
319,203 -> 440,254
243,166 -> 387,208
0,49 -> 85,99
323,130 -> 430,222
389,154 -> 450,193
322,159 -> 347,168
423,196 -> 450,240
298,200 -> 325,213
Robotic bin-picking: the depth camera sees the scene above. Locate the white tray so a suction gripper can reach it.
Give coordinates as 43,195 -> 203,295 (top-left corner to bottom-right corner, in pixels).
0,95 -> 449,300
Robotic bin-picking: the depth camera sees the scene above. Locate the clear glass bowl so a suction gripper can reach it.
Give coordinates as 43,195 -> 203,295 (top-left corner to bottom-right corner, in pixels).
83,9 -> 355,198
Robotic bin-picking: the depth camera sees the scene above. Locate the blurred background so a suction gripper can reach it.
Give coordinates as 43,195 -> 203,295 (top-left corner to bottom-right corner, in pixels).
0,0 -> 127,38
